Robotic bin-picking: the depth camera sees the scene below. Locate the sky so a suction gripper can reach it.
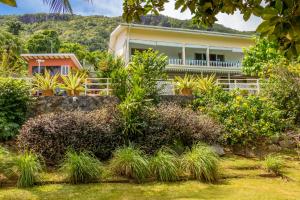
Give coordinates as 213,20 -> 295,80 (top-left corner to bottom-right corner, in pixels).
0,0 -> 262,31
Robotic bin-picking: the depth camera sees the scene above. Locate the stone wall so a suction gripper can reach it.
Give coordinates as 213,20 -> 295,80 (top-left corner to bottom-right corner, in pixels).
29,95 -> 194,117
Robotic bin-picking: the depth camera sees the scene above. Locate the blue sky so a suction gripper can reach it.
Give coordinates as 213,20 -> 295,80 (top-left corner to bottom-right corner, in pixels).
0,0 -> 261,31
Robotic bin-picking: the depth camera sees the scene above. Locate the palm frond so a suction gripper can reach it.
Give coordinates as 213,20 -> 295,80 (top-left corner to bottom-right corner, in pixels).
43,0 -> 73,13
0,0 -> 16,7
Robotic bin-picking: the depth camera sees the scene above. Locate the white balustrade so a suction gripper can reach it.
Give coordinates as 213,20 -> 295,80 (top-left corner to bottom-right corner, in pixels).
168,59 -> 241,68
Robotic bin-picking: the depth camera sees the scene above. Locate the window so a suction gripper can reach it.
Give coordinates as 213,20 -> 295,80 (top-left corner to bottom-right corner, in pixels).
61,65 -> 69,75
209,54 -> 225,62
32,66 -> 45,75
195,53 -> 206,60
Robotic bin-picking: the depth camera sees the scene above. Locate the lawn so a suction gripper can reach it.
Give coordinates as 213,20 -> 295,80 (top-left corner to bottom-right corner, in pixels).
1,154 -> 299,200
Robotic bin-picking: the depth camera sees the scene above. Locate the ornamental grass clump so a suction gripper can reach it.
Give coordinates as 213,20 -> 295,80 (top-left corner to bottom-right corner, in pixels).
181,143 -> 219,183
60,150 -> 102,184
15,151 -> 42,188
110,145 -> 149,182
149,149 -> 180,182
264,155 -> 283,176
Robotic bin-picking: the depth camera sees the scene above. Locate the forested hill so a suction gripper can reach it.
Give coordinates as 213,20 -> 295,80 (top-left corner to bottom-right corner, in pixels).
0,14 -> 252,51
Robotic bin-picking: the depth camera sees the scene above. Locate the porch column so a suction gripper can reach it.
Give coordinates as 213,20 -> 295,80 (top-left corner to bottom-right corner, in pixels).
182,44 -> 186,65
206,47 -> 210,67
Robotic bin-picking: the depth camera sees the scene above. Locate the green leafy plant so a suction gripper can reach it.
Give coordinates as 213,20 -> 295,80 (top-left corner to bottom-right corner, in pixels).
0,77 -> 31,140
59,71 -> 86,96
264,155 -> 283,176
32,70 -> 59,96
195,74 -> 216,94
110,145 -> 149,182
14,151 -> 42,188
174,75 -> 196,96
149,149 -> 180,182
60,150 -> 102,184
181,143 -> 219,183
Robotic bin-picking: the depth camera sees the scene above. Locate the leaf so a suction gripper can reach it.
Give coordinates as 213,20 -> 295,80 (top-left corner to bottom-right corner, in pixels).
262,7 -> 279,20
0,0 -> 16,7
243,11 -> 251,21
256,21 -> 272,33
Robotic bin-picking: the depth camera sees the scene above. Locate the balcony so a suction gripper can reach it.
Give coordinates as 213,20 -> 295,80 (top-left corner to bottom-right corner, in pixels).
167,59 -> 242,73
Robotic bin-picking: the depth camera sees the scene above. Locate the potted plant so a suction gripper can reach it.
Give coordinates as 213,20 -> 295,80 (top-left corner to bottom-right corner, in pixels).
174,75 -> 196,96
195,74 -> 216,94
32,70 -> 59,96
59,71 -> 86,96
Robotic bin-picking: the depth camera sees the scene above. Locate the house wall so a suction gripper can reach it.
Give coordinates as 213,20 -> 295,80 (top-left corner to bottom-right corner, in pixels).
27,58 -> 79,76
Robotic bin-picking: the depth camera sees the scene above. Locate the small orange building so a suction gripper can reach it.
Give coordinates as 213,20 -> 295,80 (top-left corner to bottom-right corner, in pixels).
21,53 -> 82,76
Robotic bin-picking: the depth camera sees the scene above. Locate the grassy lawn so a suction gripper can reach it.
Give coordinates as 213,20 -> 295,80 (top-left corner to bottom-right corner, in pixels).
1,154 -> 300,200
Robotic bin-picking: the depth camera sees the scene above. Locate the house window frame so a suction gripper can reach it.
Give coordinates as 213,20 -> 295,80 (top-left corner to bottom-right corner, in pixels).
61,65 -> 69,75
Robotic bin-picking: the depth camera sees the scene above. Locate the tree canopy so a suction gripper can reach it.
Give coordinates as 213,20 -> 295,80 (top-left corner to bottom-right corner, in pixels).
27,30 -> 60,53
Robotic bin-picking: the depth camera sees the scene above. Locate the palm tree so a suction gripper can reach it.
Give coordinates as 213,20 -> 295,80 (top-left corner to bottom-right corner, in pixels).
0,0 -> 73,13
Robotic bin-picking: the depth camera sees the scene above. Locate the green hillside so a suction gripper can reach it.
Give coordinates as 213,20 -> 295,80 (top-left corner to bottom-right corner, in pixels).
0,13 -> 252,51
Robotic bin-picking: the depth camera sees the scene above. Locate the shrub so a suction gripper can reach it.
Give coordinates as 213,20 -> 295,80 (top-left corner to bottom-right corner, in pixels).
133,103 -> 222,154
264,155 -> 283,176
60,150 -> 102,184
0,78 -> 31,140
193,87 -> 287,145
18,107 -> 122,165
110,145 -> 149,182
149,149 -> 180,182
15,151 -> 42,188
181,143 -> 219,183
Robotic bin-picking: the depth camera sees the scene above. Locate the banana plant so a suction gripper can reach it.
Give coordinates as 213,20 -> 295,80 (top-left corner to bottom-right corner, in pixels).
32,70 -> 59,96
59,71 -> 86,96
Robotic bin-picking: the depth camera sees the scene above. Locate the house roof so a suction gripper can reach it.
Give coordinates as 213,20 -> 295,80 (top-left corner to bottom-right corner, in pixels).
21,53 -> 83,69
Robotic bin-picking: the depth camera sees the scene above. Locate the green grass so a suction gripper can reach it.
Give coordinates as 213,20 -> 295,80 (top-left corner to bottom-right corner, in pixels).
0,154 -> 300,200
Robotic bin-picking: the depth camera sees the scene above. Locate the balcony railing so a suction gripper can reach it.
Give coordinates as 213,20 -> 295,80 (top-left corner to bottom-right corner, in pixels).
168,59 -> 241,68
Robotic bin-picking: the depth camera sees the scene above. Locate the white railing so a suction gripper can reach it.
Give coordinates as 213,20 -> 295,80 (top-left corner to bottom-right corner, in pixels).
216,79 -> 260,94
84,78 -> 112,96
210,61 -> 241,68
168,59 -> 241,68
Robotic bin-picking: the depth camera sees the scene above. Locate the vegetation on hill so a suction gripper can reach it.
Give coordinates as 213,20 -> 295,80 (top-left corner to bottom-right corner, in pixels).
0,13 -> 252,52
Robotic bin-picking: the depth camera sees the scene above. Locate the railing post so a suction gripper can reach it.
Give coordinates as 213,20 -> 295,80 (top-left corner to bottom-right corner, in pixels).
84,78 -> 87,96
182,44 -> 186,65
256,79 -> 260,94
106,78 -> 109,96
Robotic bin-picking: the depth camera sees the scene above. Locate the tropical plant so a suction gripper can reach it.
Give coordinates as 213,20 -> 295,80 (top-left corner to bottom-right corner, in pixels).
195,74 -> 216,94
0,78 -> 31,140
59,42 -> 89,63
27,30 -> 61,53
149,149 -> 180,182
60,150 -> 102,184
123,0 -> 300,58
110,145 -> 149,182
264,155 -> 283,176
174,75 -> 196,96
59,71 -> 86,96
181,143 -> 219,183
14,151 -> 42,188
32,70 -> 59,96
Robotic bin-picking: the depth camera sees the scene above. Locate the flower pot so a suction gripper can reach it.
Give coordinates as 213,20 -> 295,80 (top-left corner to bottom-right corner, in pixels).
180,88 -> 193,96
42,90 -> 54,96
66,90 -> 80,96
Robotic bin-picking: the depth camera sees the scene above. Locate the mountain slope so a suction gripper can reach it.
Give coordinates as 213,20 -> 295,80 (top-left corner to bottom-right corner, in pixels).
0,14 -> 253,51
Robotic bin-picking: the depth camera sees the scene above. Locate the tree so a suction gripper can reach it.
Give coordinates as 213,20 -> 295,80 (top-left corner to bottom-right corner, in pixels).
6,20 -> 23,35
27,30 -> 60,53
242,38 -> 284,77
59,42 -> 89,63
122,0 -> 300,58
0,30 -> 26,76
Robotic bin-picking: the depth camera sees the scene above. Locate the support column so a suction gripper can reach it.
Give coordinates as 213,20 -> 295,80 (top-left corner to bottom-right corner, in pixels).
206,47 -> 210,66
182,44 -> 186,65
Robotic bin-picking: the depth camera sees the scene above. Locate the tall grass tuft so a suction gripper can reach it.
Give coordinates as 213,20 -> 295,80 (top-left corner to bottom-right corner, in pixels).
149,149 -> 180,182
15,151 -> 42,188
264,155 -> 283,176
60,150 -> 102,184
110,145 -> 149,182
181,143 -> 219,183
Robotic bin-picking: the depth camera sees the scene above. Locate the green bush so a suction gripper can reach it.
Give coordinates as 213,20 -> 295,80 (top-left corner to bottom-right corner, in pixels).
264,155 -> 283,176
149,149 -> 180,182
60,150 -> 102,184
193,86 -> 286,145
18,107 -> 122,165
15,151 -> 42,188
110,145 -> 149,182
0,78 -> 31,140
181,143 -> 219,183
